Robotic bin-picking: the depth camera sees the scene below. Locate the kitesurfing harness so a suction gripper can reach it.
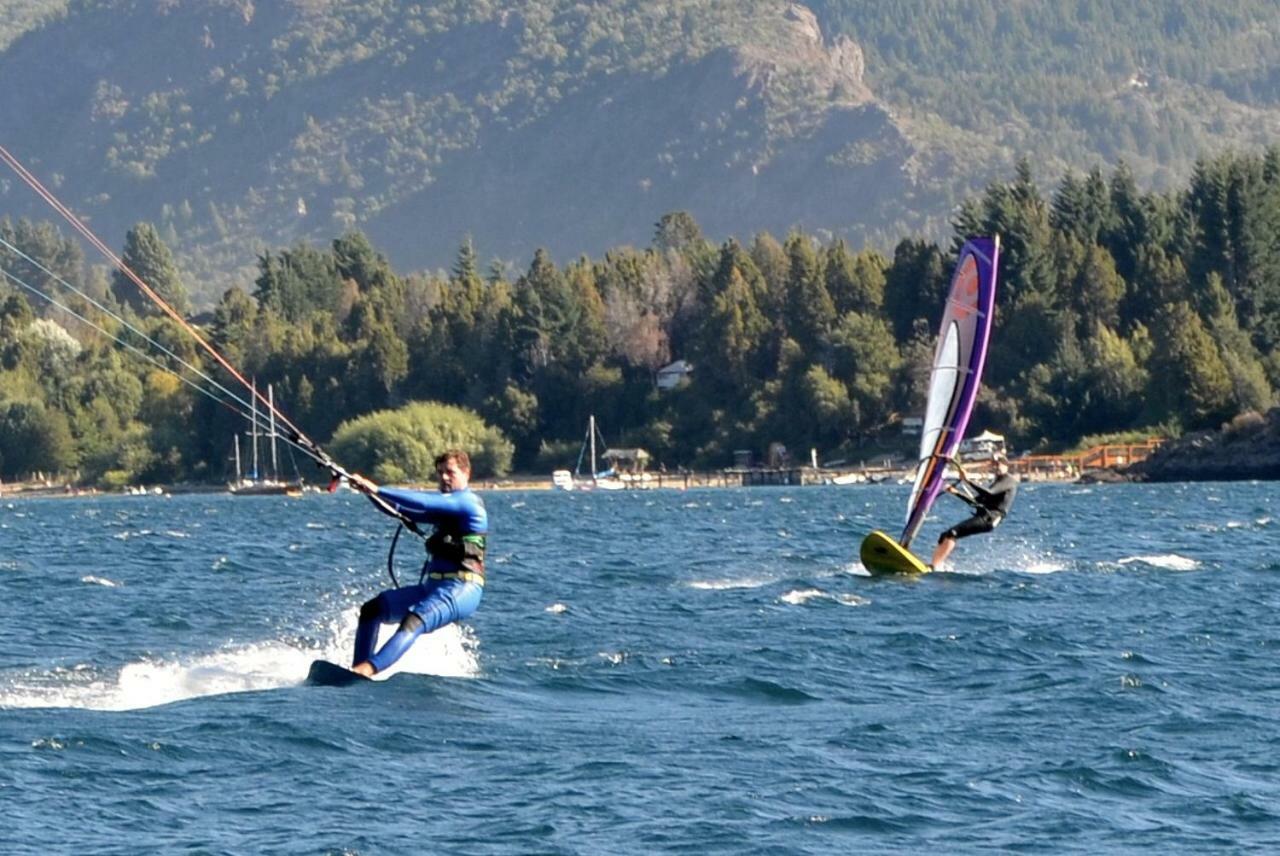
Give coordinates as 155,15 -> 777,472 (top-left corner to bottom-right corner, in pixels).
426,531 -> 486,576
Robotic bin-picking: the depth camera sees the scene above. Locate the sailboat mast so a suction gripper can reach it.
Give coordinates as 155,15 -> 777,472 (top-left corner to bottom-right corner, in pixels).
250,378 -> 260,481
589,414 -> 597,478
233,434 -> 242,483
268,383 -> 279,480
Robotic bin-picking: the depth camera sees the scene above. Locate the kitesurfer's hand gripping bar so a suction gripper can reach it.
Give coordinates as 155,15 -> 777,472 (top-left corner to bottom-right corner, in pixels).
289,431 -> 423,537
284,433 -> 425,588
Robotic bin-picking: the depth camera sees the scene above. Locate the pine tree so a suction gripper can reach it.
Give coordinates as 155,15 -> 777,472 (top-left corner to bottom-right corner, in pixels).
704,266 -> 769,390
981,158 -> 1057,307
1203,274 -> 1274,414
829,310 -> 900,437
1238,167 -> 1280,352
253,243 -> 343,322
1079,323 -> 1147,433
1103,161 -> 1152,287
653,211 -> 704,254
1149,301 -> 1234,427
824,241 -> 886,315
883,238 -> 947,342
452,235 -> 480,282
781,233 -> 834,355
211,287 -> 259,365
749,233 -> 789,320
110,222 -> 189,317
1071,243 -> 1125,332
1,218 -> 85,301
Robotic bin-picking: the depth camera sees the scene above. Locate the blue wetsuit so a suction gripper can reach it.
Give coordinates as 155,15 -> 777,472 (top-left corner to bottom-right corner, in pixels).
353,486 -> 488,672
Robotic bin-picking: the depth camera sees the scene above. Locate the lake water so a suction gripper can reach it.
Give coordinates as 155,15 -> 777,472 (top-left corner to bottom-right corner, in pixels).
1,482 -> 1278,854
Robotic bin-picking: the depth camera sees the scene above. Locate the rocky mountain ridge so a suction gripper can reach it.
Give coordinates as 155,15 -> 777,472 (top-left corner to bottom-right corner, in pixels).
0,1 -> 923,301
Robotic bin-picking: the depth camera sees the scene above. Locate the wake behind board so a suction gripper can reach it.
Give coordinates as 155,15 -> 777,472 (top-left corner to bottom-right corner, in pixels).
306,659 -> 371,687
860,530 -> 931,575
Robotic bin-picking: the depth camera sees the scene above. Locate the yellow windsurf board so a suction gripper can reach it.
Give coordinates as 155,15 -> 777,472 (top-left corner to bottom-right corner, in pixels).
859,530 -> 931,575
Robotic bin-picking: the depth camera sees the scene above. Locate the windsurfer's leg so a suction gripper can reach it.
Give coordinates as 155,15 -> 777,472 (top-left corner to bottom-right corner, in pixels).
931,536 -> 957,568
365,580 -> 483,673
932,514 -> 994,567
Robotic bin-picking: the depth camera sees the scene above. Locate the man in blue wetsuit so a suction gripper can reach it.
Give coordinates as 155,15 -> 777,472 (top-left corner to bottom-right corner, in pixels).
346,449 -> 487,677
930,451 -> 1018,570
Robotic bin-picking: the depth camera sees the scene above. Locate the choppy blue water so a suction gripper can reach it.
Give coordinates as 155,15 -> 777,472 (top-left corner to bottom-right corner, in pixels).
1,482 -> 1278,854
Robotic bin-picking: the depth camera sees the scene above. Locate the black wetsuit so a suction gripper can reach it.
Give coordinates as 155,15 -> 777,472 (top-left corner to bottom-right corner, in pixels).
939,473 -> 1018,542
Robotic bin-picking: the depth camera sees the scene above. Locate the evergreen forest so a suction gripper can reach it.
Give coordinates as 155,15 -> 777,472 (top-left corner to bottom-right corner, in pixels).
2,149 -> 1278,485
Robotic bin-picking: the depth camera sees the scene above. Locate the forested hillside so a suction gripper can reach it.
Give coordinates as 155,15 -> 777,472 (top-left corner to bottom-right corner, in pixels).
814,0 -> 1280,187
3,148 -> 1278,484
1,0 -> 1278,304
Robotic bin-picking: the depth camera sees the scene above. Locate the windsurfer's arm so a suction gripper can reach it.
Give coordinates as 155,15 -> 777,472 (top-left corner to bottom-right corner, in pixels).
967,477 -> 1015,513
946,482 -> 981,507
947,460 -> 972,501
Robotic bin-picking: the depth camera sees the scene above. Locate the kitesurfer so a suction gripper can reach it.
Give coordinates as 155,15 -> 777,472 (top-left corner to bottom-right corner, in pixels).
930,451 -> 1017,570
346,449 -> 487,677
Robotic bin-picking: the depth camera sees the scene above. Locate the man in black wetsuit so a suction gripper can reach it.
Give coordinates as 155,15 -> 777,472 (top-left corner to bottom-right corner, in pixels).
930,451 -> 1018,569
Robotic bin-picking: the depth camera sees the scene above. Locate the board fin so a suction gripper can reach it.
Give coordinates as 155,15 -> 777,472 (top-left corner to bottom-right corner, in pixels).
860,530 -> 931,575
306,659 -> 371,687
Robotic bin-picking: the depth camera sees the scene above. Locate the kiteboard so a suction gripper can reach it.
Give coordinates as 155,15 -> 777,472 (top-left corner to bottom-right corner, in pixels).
306,659 -> 371,687
860,530 -> 931,575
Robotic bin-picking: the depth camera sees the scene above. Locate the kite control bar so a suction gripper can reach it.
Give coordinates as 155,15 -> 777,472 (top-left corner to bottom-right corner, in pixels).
290,432 -> 423,535
289,431 -> 427,587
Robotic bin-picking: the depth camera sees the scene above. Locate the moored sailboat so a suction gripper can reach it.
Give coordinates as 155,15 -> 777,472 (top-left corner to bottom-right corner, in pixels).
230,382 -> 303,496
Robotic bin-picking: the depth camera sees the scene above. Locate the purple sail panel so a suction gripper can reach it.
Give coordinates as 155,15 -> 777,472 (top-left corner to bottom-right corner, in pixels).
899,236 -> 1000,549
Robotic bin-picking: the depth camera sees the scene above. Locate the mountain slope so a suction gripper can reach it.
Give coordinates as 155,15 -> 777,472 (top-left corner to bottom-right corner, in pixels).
0,1 -> 923,301
2,0 -> 1279,304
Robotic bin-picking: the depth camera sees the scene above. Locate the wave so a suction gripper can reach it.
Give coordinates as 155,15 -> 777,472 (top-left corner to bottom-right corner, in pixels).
1118,554 -> 1200,571
688,577 -> 773,591
1020,560 -> 1069,574
779,588 -> 868,607
79,575 -> 120,587
0,611 -> 479,711
712,676 -> 819,705
110,528 -> 189,541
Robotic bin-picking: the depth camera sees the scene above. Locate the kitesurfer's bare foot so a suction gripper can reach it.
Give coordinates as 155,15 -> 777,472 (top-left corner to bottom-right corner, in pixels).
352,661 -> 376,678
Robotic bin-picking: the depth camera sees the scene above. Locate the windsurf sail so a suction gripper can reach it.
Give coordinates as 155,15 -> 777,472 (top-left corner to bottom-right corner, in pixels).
899,236 -> 1000,549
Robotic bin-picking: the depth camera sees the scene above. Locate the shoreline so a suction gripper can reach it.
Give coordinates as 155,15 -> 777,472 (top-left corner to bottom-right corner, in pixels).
0,467 -> 1098,500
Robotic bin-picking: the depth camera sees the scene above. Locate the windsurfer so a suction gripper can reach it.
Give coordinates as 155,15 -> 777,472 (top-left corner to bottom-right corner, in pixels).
346,449 -> 487,677
930,452 -> 1018,569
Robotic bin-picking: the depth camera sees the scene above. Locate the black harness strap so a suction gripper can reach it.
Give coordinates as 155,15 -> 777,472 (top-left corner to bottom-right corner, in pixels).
385,520 -> 429,588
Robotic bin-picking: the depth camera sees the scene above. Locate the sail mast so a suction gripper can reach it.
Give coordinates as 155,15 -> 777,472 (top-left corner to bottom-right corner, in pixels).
250,378 -> 260,482
590,414 -> 598,478
269,383 -> 279,481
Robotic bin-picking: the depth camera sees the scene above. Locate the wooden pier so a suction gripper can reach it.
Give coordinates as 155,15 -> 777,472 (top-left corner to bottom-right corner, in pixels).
1013,438 -> 1163,478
